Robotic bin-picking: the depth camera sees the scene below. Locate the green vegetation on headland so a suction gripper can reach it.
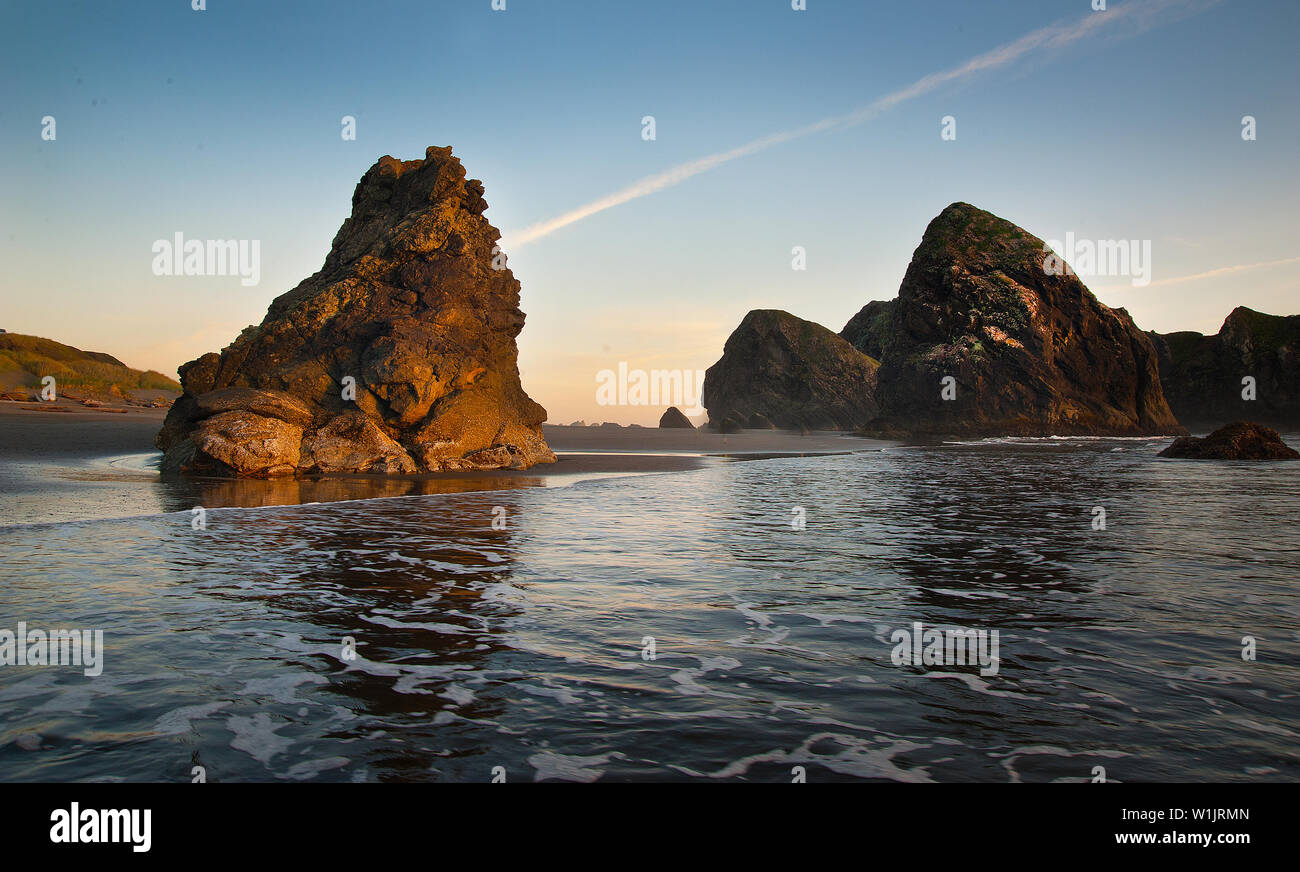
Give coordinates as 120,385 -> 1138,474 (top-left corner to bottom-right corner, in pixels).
0,333 -> 180,399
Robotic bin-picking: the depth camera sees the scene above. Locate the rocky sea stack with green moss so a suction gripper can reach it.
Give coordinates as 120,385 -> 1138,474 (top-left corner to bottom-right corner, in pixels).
865,203 -> 1184,437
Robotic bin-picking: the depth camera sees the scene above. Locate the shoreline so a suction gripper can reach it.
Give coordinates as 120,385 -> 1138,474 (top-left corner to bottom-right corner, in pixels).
8,401 -> 1290,528
0,403 -> 896,525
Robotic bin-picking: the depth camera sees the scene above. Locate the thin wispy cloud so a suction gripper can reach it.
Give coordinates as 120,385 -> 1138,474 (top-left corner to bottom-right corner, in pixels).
505,0 -> 1213,248
1143,256 -> 1300,288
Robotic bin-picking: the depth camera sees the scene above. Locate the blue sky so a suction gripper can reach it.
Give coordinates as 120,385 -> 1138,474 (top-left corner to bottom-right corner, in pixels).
2,0 -> 1297,424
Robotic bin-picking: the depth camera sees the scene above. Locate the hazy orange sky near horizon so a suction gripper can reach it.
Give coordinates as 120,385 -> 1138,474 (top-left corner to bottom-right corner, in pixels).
3,0 -> 1297,426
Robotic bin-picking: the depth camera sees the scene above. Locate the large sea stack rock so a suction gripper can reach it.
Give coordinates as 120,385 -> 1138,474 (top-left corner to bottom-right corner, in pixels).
702,309 -> 879,430
867,203 -> 1183,437
1158,421 -> 1299,460
1148,307 -> 1300,431
156,146 -> 555,477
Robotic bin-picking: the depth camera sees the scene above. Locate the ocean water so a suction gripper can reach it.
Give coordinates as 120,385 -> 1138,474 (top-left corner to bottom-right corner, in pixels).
2,437 -> 1299,782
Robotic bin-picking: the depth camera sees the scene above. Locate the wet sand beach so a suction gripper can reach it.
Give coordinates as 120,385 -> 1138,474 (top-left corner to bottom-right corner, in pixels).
0,401 -> 894,525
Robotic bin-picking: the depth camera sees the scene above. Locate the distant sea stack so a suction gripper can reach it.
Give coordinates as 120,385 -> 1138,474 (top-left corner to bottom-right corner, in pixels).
702,309 -> 880,430
157,146 -> 555,477
866,203 -> 1183,437
658,406 -> 694,428
1148,307 -> 1300,431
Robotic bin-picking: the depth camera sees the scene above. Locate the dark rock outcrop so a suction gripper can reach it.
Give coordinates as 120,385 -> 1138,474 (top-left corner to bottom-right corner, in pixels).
1149,307 -> 1300,431
156,147 -> 554,477
867,203 -> 1183,437
1158,421 -> 1299,460
702,309 -> 880,430
658,406 -> 694,428
840,299 -> 894,362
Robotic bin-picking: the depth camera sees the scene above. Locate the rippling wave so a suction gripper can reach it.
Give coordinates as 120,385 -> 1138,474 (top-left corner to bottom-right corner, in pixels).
2,439 -> 1298,782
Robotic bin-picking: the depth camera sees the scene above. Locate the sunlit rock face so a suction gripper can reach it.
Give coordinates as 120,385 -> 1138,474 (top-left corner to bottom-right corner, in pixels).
157,146 -> 554,477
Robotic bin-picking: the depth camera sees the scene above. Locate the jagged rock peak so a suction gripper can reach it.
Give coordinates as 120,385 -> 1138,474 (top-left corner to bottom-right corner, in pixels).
156,146 -> 554,477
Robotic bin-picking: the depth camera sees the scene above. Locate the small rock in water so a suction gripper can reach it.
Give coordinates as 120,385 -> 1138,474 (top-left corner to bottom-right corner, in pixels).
1158,421 -> 1299,460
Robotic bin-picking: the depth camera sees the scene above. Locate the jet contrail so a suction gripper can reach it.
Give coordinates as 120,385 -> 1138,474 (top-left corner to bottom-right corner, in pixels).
1143,256 -> 1300,288
504,0 -> 1212,248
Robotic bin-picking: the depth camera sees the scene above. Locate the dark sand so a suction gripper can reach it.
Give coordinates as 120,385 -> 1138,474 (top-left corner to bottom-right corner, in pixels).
0,402 -> 894,525
1,400 -> 166,459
